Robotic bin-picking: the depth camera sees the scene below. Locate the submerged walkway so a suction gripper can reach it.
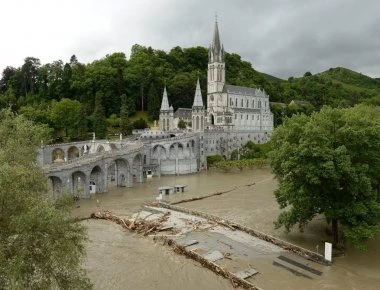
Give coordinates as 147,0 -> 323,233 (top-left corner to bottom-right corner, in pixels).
91,203 -> 328,289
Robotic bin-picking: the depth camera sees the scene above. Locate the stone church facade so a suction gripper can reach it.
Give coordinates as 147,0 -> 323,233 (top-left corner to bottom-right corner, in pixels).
158,20 -> 274,170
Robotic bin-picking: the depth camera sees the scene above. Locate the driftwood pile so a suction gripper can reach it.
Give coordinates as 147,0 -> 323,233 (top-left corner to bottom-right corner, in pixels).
90,210 -> 170,236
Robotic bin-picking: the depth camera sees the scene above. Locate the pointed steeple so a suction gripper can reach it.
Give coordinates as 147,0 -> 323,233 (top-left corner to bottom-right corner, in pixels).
192,78 -> 204,107
209,19 -> 224,63
212,21 -> 221,53
160,86 -> 170,110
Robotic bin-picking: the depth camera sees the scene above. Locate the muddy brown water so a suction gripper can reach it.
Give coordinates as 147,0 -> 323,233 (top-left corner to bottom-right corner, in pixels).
74,168 -> 380,290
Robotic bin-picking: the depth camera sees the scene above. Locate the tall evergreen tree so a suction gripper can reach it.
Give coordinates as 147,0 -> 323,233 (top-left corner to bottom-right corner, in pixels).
93,92 -> 107,139
147,83 -> 160,121
119,94 -> 131,136
76,104 -> 88,140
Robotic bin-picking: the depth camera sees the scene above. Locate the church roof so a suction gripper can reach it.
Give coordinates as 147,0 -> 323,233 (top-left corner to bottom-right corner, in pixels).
160,86 -> 170,110
174,108 -> 192,119
192,78 -> 204,107
223,84 -> 268,97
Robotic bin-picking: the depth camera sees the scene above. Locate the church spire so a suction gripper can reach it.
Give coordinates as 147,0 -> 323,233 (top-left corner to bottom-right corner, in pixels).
212,20 -> 221,54
209,19 -> 224,63
192,78 -> 204,108
160,86 -> 169,110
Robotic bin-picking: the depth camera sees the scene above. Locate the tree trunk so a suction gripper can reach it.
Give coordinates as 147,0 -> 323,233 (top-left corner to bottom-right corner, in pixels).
332,218 -> 339,246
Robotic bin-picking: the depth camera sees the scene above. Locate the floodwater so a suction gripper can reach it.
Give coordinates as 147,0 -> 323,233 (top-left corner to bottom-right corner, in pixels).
74,168 -> 380,290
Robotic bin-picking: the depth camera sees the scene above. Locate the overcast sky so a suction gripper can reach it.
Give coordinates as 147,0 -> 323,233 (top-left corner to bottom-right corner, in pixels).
1,0 -> 380,79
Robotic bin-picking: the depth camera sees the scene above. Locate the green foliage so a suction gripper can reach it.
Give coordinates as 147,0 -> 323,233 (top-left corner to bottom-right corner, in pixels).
119,94 -> 132,136
132,118 -> 148,129
2,46 -> 380,141
211,159 -> 268,172
178,119 -> 186,129
50,98 -> 81,138
206,155 -> 224,167
92,92 -> 108,139
269,105 -> 380,249
76,104 -> 88,140
107,113 -> 120,133
0,110 -> 92,289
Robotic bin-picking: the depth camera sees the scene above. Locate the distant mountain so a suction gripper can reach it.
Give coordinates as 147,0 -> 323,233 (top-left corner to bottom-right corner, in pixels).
318,67 -> 380,91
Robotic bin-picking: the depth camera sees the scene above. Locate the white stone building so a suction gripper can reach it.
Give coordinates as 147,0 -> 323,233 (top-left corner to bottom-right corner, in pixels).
159,20 -> 274,159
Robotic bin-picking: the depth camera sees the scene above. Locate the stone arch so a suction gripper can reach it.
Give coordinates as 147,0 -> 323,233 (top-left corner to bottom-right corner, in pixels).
48,176 -> 62,198
52,148 -> 65,163
68,146 -> 79,160
80,144 -> 90,155
114,158 -> 130,187
97,145 -> 105,153
190,139 -> 195,153
90,165 -> 105,193
211,114 -> 215,125
71,170 -> 87,198
169,142 -> 184,159
152,145 -> 167,159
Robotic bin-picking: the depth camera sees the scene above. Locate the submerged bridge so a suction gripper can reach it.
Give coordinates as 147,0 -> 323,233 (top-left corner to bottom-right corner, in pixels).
39,133 -> 203,199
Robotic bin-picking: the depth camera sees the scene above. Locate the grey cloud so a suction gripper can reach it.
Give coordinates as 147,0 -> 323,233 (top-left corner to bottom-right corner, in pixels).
2,0 -> 380,79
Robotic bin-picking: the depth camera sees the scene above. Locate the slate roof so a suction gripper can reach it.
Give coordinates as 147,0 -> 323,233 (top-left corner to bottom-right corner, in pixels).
223,84 -> 268,97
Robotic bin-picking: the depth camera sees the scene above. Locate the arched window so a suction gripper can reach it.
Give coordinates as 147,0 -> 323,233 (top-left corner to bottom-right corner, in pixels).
235,98 -> 238,107
241,99 -> 244,107
246,100 -> 249,107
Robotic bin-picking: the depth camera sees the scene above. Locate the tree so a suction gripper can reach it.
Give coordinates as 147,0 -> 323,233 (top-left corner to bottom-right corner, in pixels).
0,110 -> 92,289
119,94 -> 131,136
269,105 -> 380,249
0,66 -> 17,93
93,91 -> 108,139
76,104 -> 88,140
50,98 -> 81,138
178,119 -> 186,129
147,83 -> 160,121
132,118 -> 148,129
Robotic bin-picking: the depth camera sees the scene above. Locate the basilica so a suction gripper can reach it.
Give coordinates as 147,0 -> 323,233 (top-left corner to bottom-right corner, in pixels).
159,20 -> 273,161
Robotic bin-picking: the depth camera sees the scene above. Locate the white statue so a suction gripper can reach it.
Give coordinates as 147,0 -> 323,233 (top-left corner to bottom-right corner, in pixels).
92,132 -> 95,141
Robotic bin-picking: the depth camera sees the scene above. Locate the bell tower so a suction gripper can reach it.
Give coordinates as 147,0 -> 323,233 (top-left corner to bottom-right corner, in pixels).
207,19 -> 225,95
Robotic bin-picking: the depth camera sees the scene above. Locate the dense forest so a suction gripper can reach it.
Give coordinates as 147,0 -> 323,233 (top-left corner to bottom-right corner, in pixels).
1,44 -> 379,142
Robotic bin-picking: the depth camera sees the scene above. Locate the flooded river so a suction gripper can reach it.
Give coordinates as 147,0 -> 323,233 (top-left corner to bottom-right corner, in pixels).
74,168 -> 380,289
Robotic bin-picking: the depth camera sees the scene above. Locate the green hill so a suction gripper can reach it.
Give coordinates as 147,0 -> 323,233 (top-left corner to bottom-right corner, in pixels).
319,67 -> 380,91
273,67 -> 380,108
